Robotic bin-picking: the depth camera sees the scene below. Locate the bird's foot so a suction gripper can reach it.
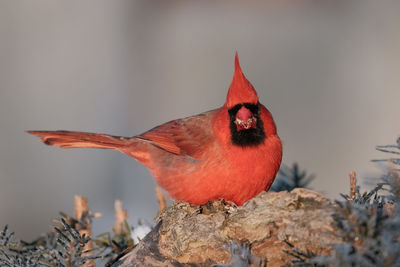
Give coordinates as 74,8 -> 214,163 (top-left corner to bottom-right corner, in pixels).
199,199 -> 237,215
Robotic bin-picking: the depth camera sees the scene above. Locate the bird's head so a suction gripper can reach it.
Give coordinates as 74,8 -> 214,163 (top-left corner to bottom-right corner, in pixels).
225,53 -> 266,146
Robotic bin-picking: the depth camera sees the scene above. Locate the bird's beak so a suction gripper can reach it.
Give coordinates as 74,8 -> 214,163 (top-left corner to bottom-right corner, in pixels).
235,116 -> 257,130
234,106 -> 257,130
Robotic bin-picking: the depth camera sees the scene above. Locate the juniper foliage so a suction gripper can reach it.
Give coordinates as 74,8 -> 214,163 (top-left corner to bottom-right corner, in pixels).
213,241 -> 268,267
282,240 -> 320,267
286,137 -> 400,267
0,217 -> 98,267
93,220 -> 135,266
271,162 -> 315,192
0,212 -> 135,267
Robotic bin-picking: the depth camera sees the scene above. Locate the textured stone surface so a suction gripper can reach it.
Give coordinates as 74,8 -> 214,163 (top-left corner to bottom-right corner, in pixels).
113,189 -> 340,267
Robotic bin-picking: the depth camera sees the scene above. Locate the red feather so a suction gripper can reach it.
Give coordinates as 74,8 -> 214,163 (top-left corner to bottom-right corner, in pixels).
27,53 -> 282,206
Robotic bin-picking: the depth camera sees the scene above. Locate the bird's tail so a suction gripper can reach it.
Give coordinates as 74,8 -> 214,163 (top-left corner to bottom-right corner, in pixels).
27,130 -> 132,150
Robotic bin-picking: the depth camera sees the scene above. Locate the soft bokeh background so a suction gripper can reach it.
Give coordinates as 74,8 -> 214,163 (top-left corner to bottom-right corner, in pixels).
1,1 -> 399,240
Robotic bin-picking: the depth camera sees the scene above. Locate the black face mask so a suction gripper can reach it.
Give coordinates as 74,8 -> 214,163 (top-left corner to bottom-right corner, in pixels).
228,103 -> 266,147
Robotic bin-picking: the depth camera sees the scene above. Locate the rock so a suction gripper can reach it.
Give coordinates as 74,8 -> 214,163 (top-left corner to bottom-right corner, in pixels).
113,189 -> 340,267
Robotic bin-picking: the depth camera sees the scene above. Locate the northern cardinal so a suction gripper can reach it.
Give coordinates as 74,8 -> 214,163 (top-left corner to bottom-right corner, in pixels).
28,53 -> 282,206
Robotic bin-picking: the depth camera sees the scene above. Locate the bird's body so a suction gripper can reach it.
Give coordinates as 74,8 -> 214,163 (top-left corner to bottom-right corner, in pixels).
28,53 -> 282,206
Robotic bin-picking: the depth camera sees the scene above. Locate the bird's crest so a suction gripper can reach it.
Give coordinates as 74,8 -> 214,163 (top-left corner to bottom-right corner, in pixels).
226,52 -> 259,109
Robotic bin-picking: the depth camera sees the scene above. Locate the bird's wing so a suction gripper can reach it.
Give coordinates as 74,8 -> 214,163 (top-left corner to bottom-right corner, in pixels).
136,109 -> 218,159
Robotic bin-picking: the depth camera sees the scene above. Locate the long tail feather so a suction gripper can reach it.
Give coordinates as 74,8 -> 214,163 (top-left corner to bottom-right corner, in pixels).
27,130 -> 132,150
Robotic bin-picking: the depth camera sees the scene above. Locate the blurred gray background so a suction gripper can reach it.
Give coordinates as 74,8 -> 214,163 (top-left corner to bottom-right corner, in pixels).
1,1 -> 399,240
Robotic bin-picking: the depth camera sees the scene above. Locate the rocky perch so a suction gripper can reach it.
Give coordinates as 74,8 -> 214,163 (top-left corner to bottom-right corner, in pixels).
113,188 -> 340,267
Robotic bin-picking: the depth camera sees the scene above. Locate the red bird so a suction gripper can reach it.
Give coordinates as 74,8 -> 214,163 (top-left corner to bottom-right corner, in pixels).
28,53 -> 282,206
